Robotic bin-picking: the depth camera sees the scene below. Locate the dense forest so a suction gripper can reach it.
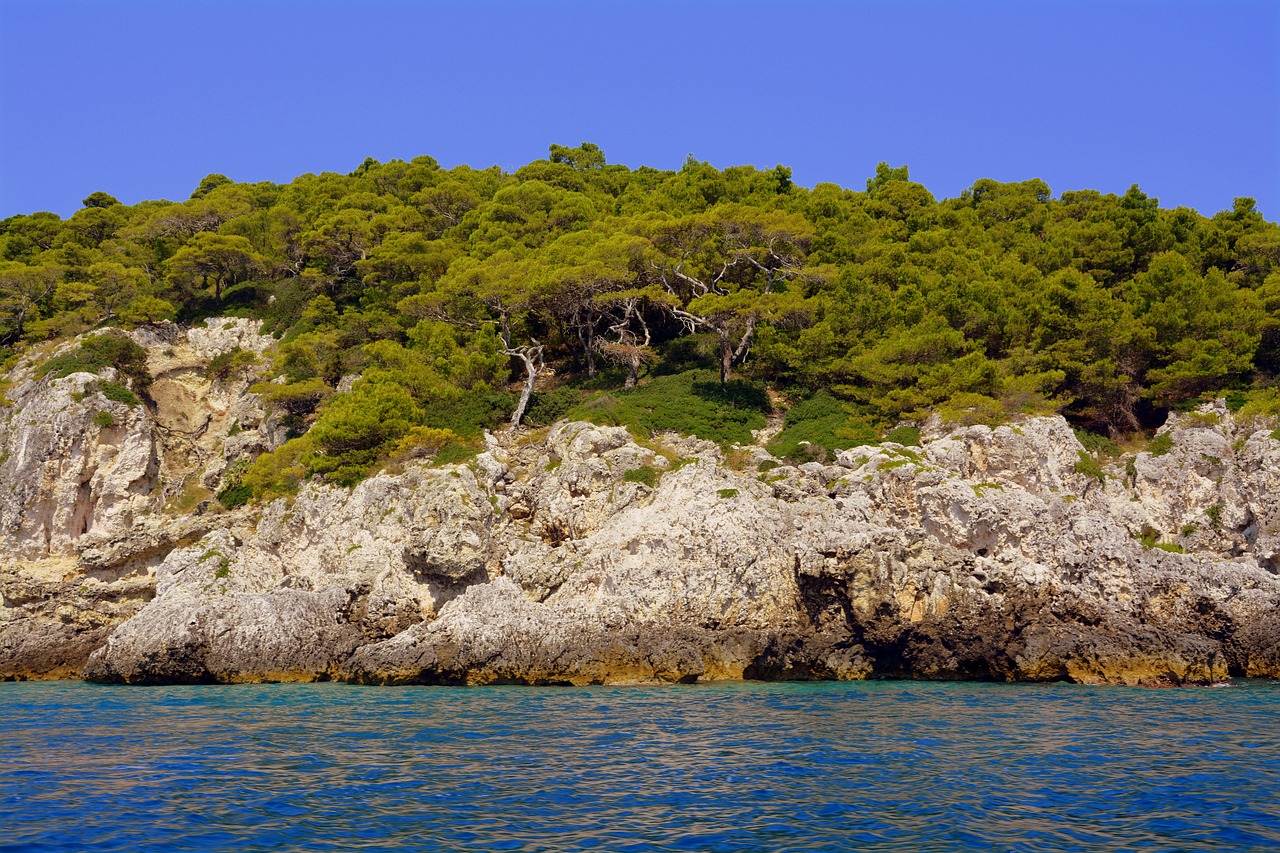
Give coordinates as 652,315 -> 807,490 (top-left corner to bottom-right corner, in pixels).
2,144 -> 1278,499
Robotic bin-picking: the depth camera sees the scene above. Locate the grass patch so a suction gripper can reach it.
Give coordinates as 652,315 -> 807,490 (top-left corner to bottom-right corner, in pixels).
1074,450 -> 1106,485
39,332 -> 151,391
716,488 -> 739,499
217,483 -> 252,509
98,380 -> 139,407
432,440 -> 479,467
1182,411 -> 1221,428
1147,432 -> 1174,456
566,369 -> 770,447
1074,427 -> 1120,457
767,390 -> 879,461
623,465 -> 659,488
884,425 -> 921,446
166,480 -> 214,515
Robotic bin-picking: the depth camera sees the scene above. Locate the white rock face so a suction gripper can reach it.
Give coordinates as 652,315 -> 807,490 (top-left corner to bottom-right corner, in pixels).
0,319 -> 276,676
87,412 -> 1280,686
3,323 -> 1279,684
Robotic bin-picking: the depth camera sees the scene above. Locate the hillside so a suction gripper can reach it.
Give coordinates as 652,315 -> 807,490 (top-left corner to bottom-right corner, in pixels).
3,145 -> 1278,501
2,148 -> 1279,684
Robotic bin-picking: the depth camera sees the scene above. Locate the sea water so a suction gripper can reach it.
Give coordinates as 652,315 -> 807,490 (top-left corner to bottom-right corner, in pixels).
3,679 -> 1279,852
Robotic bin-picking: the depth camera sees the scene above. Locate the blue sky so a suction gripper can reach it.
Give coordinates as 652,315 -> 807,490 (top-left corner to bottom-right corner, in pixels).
1,0 -> 1277,219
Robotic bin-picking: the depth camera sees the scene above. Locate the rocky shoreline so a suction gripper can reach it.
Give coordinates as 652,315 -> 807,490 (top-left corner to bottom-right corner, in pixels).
3,320 -> 1279,686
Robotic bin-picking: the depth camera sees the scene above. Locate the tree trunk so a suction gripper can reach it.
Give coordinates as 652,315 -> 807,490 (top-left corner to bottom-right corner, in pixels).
625,354 -> 640,388
719,332 -> 733,383
506,345 -> 544,429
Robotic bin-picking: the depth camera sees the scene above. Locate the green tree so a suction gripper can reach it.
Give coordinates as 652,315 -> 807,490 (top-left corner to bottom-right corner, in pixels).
166,232 -> 263,301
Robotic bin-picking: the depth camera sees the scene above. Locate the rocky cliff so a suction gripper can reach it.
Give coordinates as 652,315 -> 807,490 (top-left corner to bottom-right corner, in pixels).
2,320 -> 1278,685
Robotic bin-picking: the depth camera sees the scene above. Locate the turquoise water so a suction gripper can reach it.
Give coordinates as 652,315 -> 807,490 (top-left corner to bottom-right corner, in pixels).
3,680 -> 1279,852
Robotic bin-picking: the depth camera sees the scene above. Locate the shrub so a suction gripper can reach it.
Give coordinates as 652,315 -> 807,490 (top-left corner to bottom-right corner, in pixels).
524,385 -> 588,426
936,392 -> 1007,426
1073,450 -> 1105,485
306,381 -> 421,486
208,347 -> 259,380
432,441 -> 479,467
884,425 -> 921,446
567,370 -> 770,447
1074,427 -> 1120,457
98,380 -> 139,407
93,410 -> 115,428
241,435 -> 314,501
250,377 -> 331,413
768,390 -> 878,461
392,426 -> 463,459
418,386 -> 512,438
1236,388 -> 1280,422
1182,411 -> 1221,428
217,483 -> 253,509
717,488 -> 739,499
623,465 -> 659,488
40,332 -> 151,391
1147,432 -> 1174,456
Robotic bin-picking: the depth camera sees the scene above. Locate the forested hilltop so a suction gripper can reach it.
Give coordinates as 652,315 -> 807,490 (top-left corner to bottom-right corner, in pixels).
3,144 -> 1278,501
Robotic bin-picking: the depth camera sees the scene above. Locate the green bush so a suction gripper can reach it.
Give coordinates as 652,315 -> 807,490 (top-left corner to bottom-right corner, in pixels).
524,385 -> 588,426
306,381 -> 422,486
884,425 -> 921,446
1235,388 -> 1280,418
241,435 -> 314,501
40,332 -> 151,391
1074,427 -> 1120,457
217,483 -> 253,509
93,410 -> 115,428
1073,450 -> 1105,485
98,380 -> 139,407
768,390 -> 879,461
418,386 -> 512,438
208,347 -> 259,380
432,441 -> 479,466
717,488 -> 739,499
623,465 -> 659,487
1147,432 -> 1174,456
567,370 -> 770,447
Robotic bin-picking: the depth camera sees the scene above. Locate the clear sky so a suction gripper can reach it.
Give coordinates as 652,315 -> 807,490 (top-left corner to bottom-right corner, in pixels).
1,0 -> 1277,219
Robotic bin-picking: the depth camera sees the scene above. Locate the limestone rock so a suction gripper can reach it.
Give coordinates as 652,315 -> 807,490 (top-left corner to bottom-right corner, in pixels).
5,323 -> 1280,686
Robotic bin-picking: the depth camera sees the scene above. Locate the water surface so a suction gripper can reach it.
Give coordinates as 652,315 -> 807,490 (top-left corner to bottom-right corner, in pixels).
3,680 -> 1279,852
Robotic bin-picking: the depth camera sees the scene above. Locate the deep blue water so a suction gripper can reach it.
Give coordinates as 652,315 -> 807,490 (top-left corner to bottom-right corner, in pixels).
3,680 -> 1280,852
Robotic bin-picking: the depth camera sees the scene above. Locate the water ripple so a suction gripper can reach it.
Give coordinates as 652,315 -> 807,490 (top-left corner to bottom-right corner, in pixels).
3,680 -> 1280,852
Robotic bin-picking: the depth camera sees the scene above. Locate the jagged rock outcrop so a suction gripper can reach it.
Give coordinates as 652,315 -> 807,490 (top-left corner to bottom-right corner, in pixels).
0,319 -> 272,677
3,320 -> 1280,685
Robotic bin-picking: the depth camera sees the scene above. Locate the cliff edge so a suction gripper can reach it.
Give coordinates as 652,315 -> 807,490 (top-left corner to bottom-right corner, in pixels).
2,321 -> 1278,685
